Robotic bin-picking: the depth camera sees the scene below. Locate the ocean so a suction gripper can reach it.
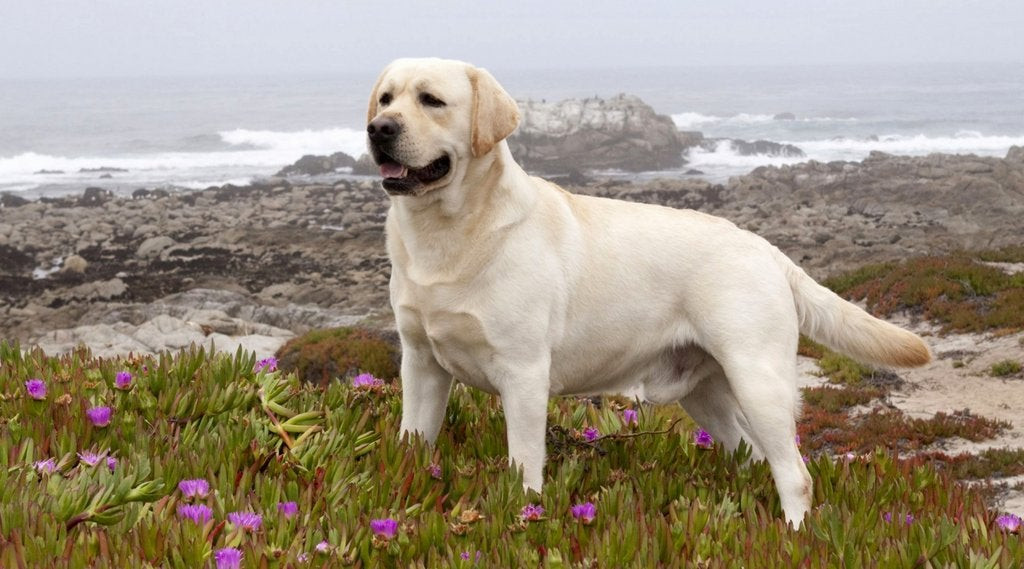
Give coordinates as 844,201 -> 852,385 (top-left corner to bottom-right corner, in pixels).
2,62 -> 1022,197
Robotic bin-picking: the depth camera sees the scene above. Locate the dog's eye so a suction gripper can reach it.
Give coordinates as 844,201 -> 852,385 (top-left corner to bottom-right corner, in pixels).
419,93 -> 447,108
379,93 -> 392,106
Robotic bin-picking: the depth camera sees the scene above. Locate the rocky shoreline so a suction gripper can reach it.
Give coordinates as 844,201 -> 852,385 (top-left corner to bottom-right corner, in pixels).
1,147 -> 1023,356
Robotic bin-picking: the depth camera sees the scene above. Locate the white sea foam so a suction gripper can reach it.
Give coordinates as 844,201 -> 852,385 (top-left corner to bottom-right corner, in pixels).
672,112 -> 856,130
685,132 -> 1024,181
0,127 -> 369,194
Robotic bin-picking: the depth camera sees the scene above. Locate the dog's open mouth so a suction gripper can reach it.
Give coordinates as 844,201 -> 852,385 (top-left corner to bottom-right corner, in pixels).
377,154 -> 451,194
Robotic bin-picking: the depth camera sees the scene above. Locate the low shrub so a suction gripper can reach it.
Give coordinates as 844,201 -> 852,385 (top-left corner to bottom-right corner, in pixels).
275,326 -> 399,386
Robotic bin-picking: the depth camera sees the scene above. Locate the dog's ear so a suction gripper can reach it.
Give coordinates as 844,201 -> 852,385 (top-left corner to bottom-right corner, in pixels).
468,66 -> 520,157
367,64 -> 390,124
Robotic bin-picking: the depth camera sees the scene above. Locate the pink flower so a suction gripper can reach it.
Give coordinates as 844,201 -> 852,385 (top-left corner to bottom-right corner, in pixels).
25,378 -> 46,400
278,501 -> 298,519
35,458 -> 57,474
77,450 -> 105,467
214,547 -> 242,569
177,504 -> 213,525
86,406 -> 112,427
115,371 -> 132,389
622,409 -> 638,425
106,456 -> 117,471
570,502 -> 597,524
996,513 -> 1021,533
254,357 -> 278,373
370,517 -> 398,538
694,429 -> 714,449
520,503 -> 545,521
178,478 -> 210,499
428,463 -> 442,479
352,373 -> 384,388
228,511 -> 262,531
315,540 -> 330,553
582,426 -> 600,442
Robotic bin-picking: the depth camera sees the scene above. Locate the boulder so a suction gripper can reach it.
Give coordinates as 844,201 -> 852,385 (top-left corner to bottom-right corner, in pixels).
773,112 -> 797,121
726,139 -> 805,157
136,236 -> 177,260
276,152 -> 357,177
507,94 -> 686,174
79,187 -> 113,207
1007,146 -> 1024,163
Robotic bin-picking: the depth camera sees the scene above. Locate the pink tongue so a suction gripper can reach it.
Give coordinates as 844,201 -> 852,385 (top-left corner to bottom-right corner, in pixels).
380,163 -> 407,179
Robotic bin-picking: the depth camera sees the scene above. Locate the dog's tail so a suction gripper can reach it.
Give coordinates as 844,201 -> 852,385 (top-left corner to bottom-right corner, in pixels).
773,249 -> 931,368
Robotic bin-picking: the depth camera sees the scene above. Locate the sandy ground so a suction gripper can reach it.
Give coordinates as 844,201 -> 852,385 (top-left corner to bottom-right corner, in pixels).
798,311 -> 1024,517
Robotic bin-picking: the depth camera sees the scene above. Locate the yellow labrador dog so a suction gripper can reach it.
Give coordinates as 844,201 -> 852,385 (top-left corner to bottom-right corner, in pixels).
367,58 -> 931,525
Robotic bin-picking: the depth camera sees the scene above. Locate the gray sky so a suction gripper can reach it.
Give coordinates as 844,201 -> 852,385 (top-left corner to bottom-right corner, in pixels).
2,0 -> 1022,79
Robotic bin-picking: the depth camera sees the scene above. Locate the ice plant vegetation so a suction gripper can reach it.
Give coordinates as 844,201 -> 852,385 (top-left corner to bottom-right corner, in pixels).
622,408 -> 639,426
85,406 -> 112,427
25,378 -> 46,400
0,341 -> 1022,566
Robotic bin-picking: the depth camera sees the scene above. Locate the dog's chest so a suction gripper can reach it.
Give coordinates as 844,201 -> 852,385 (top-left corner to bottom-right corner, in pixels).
396,285 -> 501,393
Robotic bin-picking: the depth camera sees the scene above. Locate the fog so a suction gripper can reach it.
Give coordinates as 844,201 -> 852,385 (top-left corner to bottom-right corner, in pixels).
1,0 -> 1022,79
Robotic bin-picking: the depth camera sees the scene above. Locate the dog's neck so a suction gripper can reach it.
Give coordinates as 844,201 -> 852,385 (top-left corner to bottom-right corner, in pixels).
386,141 -> 537,281
389,141 -> 535,233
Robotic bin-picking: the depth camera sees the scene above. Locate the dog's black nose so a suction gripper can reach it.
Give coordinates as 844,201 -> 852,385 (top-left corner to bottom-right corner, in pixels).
367,117 -> 401,143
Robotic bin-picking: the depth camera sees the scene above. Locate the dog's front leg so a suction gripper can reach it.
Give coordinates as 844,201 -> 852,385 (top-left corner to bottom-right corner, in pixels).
497,366 -> 550,493
398,341 -> 454,444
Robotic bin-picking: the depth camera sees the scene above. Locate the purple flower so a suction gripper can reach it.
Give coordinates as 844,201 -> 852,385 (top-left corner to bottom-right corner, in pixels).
86,406 -> 112,427
177,503 -> 213,525
25,378 -> 46,400
352,373 -> 384,388
905,513 -> 915,525
582,426 -> 600,442
178,478 -> 210,499
106,456 -> 117,471
277,501 -> 298,519
428,463 -> 442,479
77,450 -> 104,467
882,511 -> 893,523
115,371 -> 132,389
228,511 -> 262,531
315,540 -> 330,553
570,502 -> 597,524
214,547 -> 243,569
254,357 -> 278,373
35,458 -> 57,474
520,503 -> 545,521
996,513 -> 1022,533
622,409 -> 638,425
370,517 -> 398,538
297,552 -> 310,563
694,429 -> 714,449
460,552 -> 470,560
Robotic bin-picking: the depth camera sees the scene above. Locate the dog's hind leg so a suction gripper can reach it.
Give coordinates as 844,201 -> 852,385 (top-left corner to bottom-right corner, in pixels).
679,370 -> 765,461
717,356 -> 812,526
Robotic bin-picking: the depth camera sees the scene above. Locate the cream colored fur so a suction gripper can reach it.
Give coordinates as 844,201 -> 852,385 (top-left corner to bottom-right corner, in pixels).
368,58 -> 931,525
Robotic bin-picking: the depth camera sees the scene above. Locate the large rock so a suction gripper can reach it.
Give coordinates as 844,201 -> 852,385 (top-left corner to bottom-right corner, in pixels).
507,94 -> 687,173
276,152 -> 357,177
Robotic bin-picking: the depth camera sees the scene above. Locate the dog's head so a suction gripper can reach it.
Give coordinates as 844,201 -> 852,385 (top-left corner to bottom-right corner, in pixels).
366,58 -> 520,196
